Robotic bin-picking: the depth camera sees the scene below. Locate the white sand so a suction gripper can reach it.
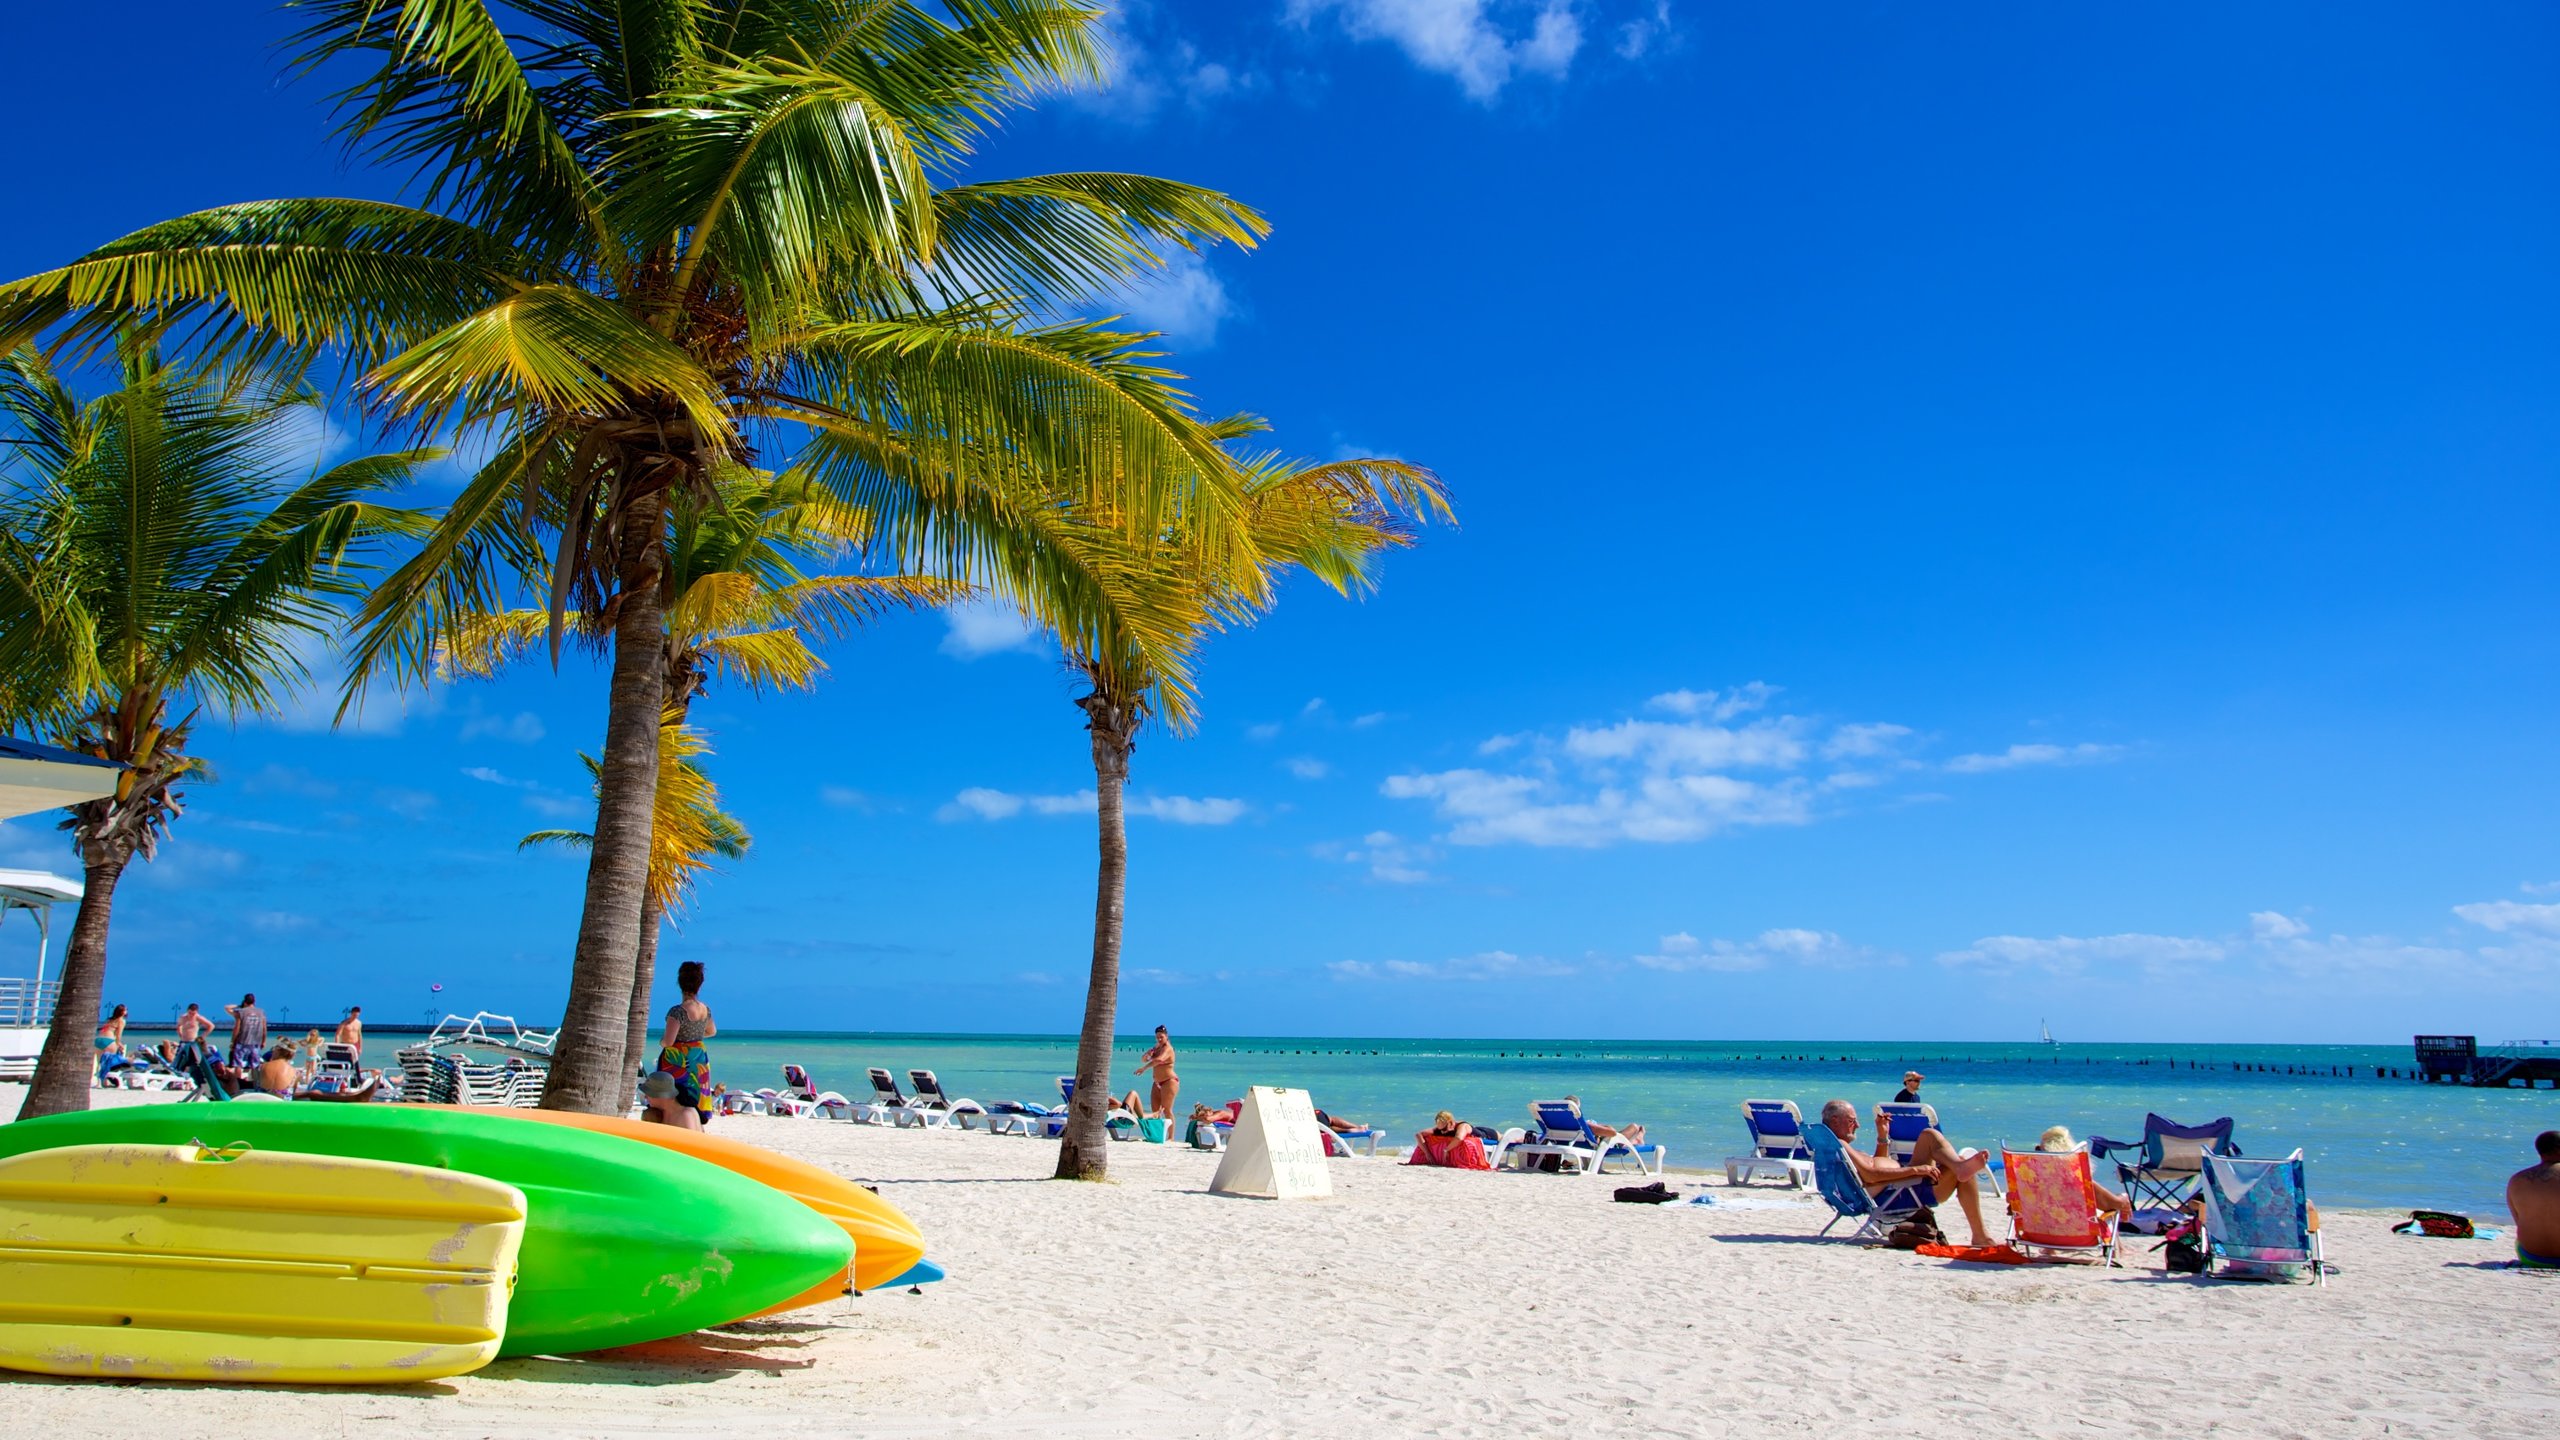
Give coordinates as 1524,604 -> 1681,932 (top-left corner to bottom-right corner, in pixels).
2,1085 -> 2554,1437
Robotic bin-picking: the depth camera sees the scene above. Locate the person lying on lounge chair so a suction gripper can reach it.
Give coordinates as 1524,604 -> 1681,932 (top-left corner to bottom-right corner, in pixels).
2037,1126 -> 2134,1227
1819,1098 -> 1995,1247
1314,1108 -> 1367,1135
1562,1095 -> 1646,1146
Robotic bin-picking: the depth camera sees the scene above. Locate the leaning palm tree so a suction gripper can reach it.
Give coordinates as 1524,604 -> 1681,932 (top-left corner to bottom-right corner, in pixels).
520,723 -> 749,1082
1050,444 -> 1451,1180
0,1 -> 1269,1111
0,342 -> 429,1118
447,467 -> 952,1061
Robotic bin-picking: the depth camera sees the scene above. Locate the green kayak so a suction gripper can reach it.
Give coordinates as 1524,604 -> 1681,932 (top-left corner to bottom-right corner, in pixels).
0,1104 -> 853,1357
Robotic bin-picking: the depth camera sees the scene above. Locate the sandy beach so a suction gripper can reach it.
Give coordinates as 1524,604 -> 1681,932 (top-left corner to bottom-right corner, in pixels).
2,1086 -> 2552,1438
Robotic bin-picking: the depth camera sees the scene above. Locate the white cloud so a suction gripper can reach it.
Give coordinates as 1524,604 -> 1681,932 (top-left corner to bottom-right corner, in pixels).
459,711 -> 546,744
1111,247 -> 1234,347
939,787 -> 1244,825
1319,829 -> 1437,884
1476,733 -> 1526,755
1646,683 -> 1777,721
1329,948 -> 1574,982
1939,932 -> 2228,978
1351,711 -> 1390,729
1944,742 -> 2125,774
1635,927 -> 1875,973
1290,0 -> 1585,102
2250,911 -> 2309,940
1562,717 -> 1807,771
1284,757 -> 1331,780
818,785 -> 876,812
1301,698 -> 1328,717
940,597 -> 1041,659
1824,722 -> 1914,760
1383,766 -> 1811,847
2521,880 -> 2560,896
1072,5 -> 1262,122
2452,900 -> 2560,937
1614,0 -> 1674,58
254,627 -> 427,736
1246,722 -> 1282,742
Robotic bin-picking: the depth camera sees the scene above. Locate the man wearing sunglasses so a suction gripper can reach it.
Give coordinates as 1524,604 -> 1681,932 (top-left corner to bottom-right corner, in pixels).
1819,1098 -> 1996,1247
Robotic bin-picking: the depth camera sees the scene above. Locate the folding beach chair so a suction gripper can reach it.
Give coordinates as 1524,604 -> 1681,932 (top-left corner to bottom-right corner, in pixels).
906,1069 -> 989,1130
1878,1100 -> 2002,1197
2199,1150 -> 2323,1285
2001,1146 -> 2120,1265
1725,1099 -> 1816,1188
1802,1119 -> 1933,1241
1501,1099 -> 1667,1177
2089,1114 -> 2238,1219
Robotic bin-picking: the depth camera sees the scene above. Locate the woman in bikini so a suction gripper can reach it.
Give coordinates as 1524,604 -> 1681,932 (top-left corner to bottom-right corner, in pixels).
1134,1025 -> 1179,1119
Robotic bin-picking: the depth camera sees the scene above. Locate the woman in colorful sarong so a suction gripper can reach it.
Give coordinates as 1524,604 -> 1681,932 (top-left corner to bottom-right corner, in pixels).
656,960 -> 718,1126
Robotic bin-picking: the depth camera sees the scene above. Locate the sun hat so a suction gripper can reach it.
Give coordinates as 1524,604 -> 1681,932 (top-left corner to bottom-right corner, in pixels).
639,1072 -> 679,1099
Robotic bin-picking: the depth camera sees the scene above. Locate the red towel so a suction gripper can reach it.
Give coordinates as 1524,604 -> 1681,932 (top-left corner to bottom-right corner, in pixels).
1407,1132 -> 1492,1170
1914,1242 -> 2031,1265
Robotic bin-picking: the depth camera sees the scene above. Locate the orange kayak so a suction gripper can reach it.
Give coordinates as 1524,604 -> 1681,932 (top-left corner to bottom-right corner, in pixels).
436,1108 -> 927,1307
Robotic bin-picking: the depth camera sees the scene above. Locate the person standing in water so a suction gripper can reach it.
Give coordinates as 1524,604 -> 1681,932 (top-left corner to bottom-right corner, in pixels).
655,961 -> 717,1127
1134,1025 -> 1179,1119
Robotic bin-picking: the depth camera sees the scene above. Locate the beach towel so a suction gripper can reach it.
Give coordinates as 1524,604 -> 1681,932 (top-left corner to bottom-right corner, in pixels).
1406,1132 -> 1491,1170
1915,1242 -> 2031,1265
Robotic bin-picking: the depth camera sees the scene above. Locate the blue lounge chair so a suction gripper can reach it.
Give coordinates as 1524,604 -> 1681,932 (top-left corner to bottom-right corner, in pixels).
1502,1099 -> 1666,1177
1724,1098 -> 1815,1187
1878,1100 -> 2004,1197
1057,1076 -> 1142,1140
1803,1117 -> 1933,1241
2090,1114 -> 2239,1218
2199,1150 -> 2322,1285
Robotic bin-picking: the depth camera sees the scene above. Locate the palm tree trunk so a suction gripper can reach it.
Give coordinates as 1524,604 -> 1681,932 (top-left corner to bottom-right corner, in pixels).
1055,693 -> 1135,1181
18,850 -> 127,1120
623,891 -> 664,1086
542,486 -> 670,1113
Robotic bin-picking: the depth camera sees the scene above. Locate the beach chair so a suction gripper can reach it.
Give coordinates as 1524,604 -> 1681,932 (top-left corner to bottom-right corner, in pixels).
1502,1099 -> 1667,1177
1312,1106 -> 1383,1157
1057,1076 -> 1143,1139
1878,1100 -> 2003,1197
2199,1150 -> 2323,1284
772,1063 -> 856,1119
2001,1146 -> 2120,1265
897,1068 -> 984,1130
1803,1118 -> 1933,1241
2089,1114 -> 2239,1221
1725,1099 -> 1816,1188
853,1067 -> 919,1125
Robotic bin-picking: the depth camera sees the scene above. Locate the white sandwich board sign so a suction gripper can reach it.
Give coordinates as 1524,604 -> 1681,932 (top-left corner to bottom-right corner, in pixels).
1208,1085 -> 1333,1200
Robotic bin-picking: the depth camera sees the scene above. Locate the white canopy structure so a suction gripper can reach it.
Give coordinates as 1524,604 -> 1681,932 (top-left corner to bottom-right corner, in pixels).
0,868 -> 81,1077
0,736 -> 120,820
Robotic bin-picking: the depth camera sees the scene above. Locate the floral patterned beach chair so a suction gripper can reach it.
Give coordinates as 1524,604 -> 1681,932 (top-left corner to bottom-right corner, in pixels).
2001,1146 -> 2120,1265
2200,1150 -> 2324,1285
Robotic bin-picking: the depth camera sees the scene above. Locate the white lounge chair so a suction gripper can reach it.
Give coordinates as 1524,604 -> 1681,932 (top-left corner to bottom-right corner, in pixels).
1724,1098 -> 1816,1187
1501,1099 -> 1666,1177
907,1069 -> 990,1130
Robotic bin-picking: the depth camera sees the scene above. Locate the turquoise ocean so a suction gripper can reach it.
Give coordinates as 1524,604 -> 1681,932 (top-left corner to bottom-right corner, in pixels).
358,1031 -> 2558,1216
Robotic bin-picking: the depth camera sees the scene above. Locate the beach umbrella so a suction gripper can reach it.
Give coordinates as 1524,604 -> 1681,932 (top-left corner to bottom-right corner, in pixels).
0,736 -> 120,820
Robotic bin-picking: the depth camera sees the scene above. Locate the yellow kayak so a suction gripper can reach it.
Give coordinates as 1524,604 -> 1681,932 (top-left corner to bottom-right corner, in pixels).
477,1109 -> 926,1303
0,1143 -> 525,1384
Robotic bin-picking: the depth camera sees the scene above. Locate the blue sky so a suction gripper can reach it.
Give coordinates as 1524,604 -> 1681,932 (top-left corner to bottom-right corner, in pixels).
3,1 -> 2557,1043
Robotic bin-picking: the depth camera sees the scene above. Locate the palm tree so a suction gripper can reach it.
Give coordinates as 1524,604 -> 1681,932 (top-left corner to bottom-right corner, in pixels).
1050,445 -> 1451,1180
519,723 -> 749,1080
446,467 -> 952,1070
0,1 -> 1269,1111
0,342 -> 429,1119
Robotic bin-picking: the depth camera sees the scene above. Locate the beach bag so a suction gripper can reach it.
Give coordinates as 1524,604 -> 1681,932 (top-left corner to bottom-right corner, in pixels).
2391,1210 -> 2475,1239
1613,1181 -> 1679,1204
1885,1209 -> 1944,1250
2161,1234 -> 2206,1273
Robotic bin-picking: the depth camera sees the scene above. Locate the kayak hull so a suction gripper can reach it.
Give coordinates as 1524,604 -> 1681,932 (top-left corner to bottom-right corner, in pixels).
0,1143 -> 524,1383
0,1105 -> 852,1357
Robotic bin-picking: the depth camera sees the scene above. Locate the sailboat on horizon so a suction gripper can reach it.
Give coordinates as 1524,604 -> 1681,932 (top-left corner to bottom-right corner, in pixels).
2040,1018 -> 2060,1050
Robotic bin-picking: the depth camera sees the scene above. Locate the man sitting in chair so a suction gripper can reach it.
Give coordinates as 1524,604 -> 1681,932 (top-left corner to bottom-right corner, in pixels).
1818,1098 -> 1996,1247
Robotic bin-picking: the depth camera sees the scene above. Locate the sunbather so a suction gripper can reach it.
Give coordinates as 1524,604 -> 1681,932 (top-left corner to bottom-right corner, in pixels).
2037,1126 -> 2133,1226
2509,1129 -> 2560,1270
1314,1108 -> 1367,1135
253,1044 -> 300,1098
1819,1098 -> 1994,1246
1563,1094 -> 1645,1145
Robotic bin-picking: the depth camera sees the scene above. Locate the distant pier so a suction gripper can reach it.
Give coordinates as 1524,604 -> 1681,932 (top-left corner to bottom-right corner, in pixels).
2414,1035 -> 2560,1088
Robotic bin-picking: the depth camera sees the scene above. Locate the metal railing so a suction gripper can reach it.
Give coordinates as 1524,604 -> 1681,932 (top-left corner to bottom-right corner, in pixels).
0,977 -> 59,1027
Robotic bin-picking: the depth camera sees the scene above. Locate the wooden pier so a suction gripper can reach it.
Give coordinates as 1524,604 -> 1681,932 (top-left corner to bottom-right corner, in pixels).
2414,1035 -> 2560,1088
